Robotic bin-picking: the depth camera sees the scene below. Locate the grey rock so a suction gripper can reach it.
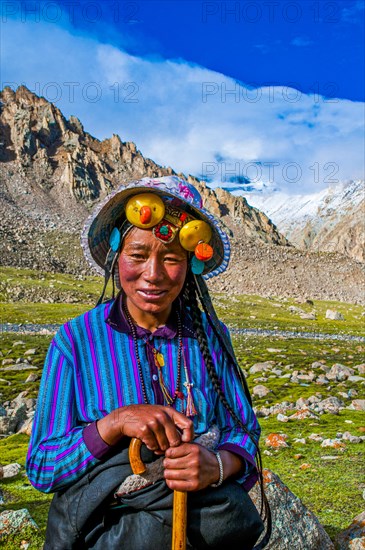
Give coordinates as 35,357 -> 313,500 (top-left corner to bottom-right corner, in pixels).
12,341 -> 25,347
321,438 -> 345,448
347,375 -> 365,383
312,362 -> 325,369
24,373 -> 39,383
9,403 -> 27,432
0,416 -> 10,435
354,363 -> 365,375
0,364 -> 38,372
250,469 -> 334,549
296,397 -> 309,409
11,391 -> 29,406
308,433 -> 323,442
2,463 -> 21,478
300,312 -> 316,320
253,385 -> 271,398
342,431 -> 362,444
249,361 -> 275,374
318,397 -> 345,414
326,364 -> 354,381
335,510 -> 365,549
326,309 -> 345,320
24,398 -> 37,411
17,416 -> 33,436
316,375 -> 330,385
0,508 -> 38,539
24,348 -> 37,355
348,399 -> 365,411
1,359 -> 14,366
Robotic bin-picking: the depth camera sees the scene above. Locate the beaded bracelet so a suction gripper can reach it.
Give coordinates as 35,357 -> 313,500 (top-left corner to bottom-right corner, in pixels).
211,451 -> 224,487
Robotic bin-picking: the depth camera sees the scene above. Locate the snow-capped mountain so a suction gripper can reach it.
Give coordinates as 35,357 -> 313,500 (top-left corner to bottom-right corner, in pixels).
237,180 -> 365,262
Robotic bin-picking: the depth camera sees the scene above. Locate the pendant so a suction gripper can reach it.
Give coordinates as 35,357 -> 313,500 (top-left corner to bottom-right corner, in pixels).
154,351 -> 165,367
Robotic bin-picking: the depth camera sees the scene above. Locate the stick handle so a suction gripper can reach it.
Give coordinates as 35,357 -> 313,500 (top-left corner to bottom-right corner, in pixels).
129,437 -> 146,474
172,490 -> 187,550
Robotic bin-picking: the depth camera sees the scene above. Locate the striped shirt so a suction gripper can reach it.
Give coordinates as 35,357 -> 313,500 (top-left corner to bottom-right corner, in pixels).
26,295 -> 260,493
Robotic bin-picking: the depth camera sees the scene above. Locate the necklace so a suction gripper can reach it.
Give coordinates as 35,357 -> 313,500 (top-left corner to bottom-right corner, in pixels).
123,303 -> 183,406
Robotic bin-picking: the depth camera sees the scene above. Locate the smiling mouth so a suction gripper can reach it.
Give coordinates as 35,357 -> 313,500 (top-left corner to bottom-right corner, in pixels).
137,289 -> 166,297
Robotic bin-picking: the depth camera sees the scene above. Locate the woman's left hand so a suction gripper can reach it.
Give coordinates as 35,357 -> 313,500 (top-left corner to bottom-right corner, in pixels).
163,443 -> 243,492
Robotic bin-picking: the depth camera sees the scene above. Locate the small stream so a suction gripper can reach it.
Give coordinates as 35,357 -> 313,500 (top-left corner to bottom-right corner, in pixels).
1,323 -> 364,342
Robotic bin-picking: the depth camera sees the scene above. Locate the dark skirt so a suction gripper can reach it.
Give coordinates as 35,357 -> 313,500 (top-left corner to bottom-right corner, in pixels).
44,444 -> 263,550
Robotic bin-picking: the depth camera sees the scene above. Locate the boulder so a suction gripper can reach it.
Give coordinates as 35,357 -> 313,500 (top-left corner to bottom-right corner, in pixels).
335,511 -> 365,549
253,385 -> 271,398
2,463 -> 21,479
326,364 -> 354,381
0,509 -> 38,539
348,399 -> 365,411
317,397 -> 345,414
0,416 -> 10,435
249,361 -> 275,374
250,469 -> 334,549
265,434 -> 289,448
326,310 -> 345,320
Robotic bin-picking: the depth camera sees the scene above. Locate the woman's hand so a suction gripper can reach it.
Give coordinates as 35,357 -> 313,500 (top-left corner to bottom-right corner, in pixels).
96,404 -> 194,452
163,444 -> 244,492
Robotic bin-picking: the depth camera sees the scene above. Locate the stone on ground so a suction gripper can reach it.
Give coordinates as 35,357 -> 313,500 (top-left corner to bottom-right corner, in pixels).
335,511 -> 365,549
0,509 -> 38,539
250,469 -> 334,549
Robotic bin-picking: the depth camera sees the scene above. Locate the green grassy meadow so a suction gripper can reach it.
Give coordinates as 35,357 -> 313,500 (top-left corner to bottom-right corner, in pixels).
0,267 -> 364,548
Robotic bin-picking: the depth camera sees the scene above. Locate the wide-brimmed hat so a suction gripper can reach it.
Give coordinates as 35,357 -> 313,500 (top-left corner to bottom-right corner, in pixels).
81,176 -> 230,279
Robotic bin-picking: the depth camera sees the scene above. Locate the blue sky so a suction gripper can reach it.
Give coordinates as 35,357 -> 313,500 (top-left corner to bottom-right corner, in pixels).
1,0 -> 364,193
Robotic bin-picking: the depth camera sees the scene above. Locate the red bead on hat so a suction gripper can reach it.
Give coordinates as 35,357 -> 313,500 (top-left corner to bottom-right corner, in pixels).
195,242 -> 213,261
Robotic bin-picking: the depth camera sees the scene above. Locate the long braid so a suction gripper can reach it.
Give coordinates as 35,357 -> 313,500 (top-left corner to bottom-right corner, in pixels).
185,274 -> 271,548
187,278 -> 253,440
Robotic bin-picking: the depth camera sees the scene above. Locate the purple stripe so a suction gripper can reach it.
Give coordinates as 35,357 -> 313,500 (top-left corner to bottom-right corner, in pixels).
64,323 -> 87,419
55,436 -> 83,461
167,339 -> 174,394
47,355 -> 64,437
128,335 -> 143,403
85,311 -> 104,411
105,303 -> 123,406
54,454 -> 94,483
40,443 -> 59,451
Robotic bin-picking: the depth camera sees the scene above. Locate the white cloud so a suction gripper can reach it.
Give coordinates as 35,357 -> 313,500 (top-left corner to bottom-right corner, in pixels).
1,19 -> 364,194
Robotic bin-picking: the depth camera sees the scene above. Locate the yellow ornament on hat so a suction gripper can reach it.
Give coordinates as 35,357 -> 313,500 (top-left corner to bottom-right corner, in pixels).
125,193 -> 165,228
179,220 -> 212,251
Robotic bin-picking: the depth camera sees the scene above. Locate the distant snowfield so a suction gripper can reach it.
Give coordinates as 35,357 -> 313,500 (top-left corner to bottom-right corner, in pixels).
227,180 -> 364,229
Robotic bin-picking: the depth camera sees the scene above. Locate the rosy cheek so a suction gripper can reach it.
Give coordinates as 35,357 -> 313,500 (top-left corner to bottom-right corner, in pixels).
118,259 -> 141,281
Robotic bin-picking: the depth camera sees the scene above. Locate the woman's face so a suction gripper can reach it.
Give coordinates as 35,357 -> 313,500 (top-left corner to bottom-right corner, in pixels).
118,227 -> 188,323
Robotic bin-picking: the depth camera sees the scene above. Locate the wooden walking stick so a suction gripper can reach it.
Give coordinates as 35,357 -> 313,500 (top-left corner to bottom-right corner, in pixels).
129,438 -> 187,550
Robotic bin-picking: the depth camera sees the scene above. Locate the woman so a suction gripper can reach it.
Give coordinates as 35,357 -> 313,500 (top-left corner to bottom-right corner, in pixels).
26,176 -> 268,549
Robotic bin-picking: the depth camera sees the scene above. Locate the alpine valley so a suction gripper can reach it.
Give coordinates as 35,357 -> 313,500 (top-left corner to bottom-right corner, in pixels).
1,86 -> 364,304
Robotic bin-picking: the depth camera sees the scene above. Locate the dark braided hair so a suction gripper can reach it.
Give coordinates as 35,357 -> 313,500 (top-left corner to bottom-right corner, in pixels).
184,273 -> 271,548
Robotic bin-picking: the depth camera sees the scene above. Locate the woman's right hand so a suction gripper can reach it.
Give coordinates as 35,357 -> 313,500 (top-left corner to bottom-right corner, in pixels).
96,405 -> 194,453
